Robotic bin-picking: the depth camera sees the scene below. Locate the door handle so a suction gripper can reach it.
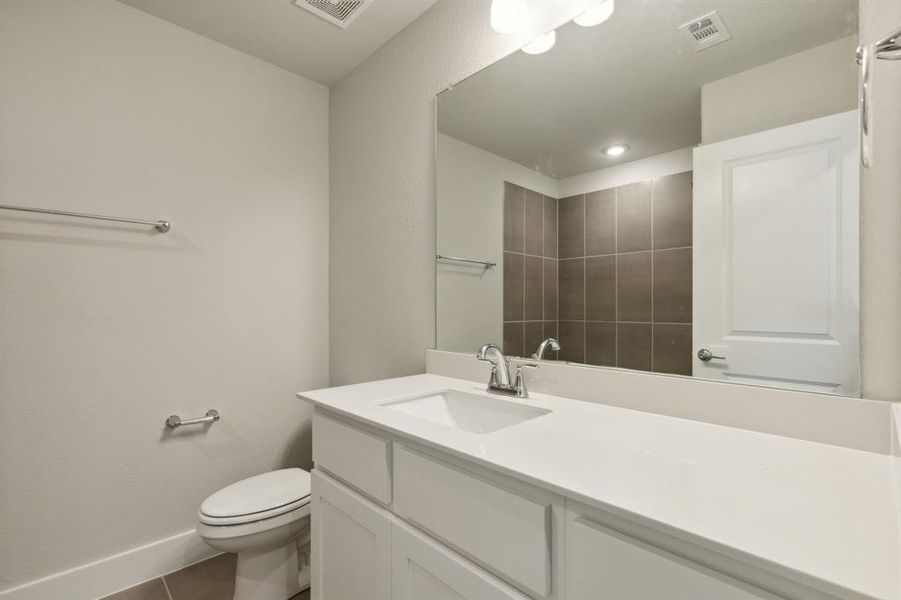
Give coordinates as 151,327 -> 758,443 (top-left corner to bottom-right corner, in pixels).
697,348 -> 726,362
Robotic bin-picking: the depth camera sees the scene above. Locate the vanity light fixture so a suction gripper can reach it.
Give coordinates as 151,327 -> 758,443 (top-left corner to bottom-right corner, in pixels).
574,0 -> 615,27
603,144 -> 630,157
490,0 -> 530,34
522,30 -> 556,55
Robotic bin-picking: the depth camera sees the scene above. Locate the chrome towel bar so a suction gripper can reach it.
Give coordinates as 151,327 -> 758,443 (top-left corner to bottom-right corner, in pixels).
436,254 -> 497,268
166,410 -> 219,428
0,204 -> 171,232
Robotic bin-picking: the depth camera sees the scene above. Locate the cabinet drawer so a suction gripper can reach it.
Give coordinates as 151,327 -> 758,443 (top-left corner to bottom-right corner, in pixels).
313,411 -> 391,504
565,509 -> 782,600
393,445 -> 552,598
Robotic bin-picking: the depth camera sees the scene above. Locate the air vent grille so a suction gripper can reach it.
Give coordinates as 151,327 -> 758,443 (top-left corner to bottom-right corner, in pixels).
678,11 -> 732,52
293,0 -> 374,30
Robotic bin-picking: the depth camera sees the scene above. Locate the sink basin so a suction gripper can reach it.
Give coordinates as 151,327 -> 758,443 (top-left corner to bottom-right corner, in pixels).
380,389 -> 550,433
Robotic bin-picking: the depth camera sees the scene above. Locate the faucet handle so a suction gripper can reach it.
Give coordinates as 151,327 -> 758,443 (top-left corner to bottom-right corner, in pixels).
512,363 -> 539,398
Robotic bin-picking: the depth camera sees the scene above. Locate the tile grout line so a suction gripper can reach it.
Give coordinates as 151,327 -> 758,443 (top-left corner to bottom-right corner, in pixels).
161,576 -> 174,600
651,178 -> 656,373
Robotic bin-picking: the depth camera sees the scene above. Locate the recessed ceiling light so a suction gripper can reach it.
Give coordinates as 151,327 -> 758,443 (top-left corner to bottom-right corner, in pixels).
603,144 -> 630,157
574,0 -> 615,27
521,30 -> 556,55
490,0 -> 530,34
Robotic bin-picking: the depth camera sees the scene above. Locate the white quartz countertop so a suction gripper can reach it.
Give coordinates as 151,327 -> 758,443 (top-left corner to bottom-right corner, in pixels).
299,374 -> 901,600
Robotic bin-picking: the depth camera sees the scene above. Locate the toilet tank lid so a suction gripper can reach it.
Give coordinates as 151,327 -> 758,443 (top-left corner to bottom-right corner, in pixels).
201,468 -> 311,518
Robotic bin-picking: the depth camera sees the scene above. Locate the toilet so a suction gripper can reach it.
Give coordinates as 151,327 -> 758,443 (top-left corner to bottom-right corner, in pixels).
197,468 -> 312,600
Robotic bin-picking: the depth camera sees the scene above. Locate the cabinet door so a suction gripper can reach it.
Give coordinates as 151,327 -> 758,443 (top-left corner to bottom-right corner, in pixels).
566,509 -> 781,600
311,470 -> 391,600
391,520 -> 529,600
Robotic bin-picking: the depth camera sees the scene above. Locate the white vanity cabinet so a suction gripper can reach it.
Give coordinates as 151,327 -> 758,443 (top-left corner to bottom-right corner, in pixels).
310,470 -> 391,600
392,519 -> 529,600
311,409 -> 798,600
564,503 -> 782,600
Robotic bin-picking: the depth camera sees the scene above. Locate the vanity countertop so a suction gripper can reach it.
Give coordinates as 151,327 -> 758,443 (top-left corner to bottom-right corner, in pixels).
299,374 -> 901,600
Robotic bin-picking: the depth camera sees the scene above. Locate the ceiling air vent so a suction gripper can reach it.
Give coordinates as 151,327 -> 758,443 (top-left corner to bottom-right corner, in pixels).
293,0 -> 374,30
678,11 -> 732,52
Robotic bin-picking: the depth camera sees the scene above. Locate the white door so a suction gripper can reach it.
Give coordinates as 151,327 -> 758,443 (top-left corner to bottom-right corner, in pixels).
391,520 -> 528,600
311,470 -> 391,600
565,506 -> 781,600
693,111 -> 859,395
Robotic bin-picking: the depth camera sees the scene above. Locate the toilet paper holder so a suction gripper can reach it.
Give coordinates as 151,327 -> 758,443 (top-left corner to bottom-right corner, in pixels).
166,409 -> 220,428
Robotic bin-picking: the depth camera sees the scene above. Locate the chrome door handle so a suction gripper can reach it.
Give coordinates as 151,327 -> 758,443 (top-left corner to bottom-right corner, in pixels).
697,348 -> 726,362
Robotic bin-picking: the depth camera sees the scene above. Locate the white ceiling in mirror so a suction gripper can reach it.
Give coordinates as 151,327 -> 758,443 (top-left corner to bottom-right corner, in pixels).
438,0 -> 857,178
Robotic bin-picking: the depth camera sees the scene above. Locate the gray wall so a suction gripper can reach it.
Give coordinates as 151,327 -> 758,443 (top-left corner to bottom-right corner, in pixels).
0,0 -> 329,589
331,0 -> 901,402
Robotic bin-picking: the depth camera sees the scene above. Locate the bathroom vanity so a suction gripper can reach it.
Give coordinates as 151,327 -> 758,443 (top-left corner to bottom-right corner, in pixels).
300,372 -> 900,600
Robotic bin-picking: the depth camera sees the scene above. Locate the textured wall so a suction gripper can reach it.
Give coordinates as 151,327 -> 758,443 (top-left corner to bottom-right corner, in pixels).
860,0 -> 901,401
329,0 -> 591,385
0,0 -> 329,589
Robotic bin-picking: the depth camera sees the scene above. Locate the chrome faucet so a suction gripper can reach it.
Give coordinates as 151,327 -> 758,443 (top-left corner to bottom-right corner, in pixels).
476,343 -> 538,398
532,337 -> 560,360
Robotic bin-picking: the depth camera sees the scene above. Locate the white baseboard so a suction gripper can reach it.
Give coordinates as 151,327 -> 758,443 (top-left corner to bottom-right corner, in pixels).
0,530 -> 218,600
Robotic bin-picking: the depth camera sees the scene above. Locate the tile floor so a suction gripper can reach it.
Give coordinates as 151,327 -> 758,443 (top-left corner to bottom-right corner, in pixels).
100,554 -> 310,600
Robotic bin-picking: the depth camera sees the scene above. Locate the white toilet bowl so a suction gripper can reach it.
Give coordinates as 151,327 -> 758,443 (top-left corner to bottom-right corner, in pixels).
197,468 -> 312,600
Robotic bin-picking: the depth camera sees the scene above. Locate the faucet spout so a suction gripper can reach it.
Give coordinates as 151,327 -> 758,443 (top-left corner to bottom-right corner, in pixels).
476,343 -> 512,387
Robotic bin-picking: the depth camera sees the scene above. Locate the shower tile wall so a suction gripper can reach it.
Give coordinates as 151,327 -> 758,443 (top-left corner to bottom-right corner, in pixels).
502,182 -> 558,359
557,172 -> 693,375
503,172 -> 693,375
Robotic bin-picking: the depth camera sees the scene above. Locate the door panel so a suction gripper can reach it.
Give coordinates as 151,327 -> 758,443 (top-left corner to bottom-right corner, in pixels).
392,519 -> 528,600
311,470 -> 391,600
693,111 -> 859,394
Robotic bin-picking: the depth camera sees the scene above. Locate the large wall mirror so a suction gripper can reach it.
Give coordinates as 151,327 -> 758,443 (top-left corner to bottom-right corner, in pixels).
436,0 -> 861,396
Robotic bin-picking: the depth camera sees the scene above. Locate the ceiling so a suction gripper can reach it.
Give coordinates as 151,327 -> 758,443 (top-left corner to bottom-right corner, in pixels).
119,0 -> 439,86
438,0 -> 857,179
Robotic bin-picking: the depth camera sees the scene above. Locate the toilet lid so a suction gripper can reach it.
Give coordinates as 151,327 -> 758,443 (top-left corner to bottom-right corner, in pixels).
200,468 -> 311,522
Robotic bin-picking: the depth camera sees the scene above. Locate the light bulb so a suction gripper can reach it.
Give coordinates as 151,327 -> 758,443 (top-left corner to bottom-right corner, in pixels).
574,0 -> 614,27
603,144 -> 629,156
521,30 -> 556,55
490,0 -> 530,34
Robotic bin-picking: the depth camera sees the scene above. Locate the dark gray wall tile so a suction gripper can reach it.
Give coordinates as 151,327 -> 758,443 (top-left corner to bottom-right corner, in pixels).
558,195 -> 584,258
586,255 -> 615,321
617,252 -> 651,322
165,553 -> 236,600
543,258 -> 557,320
617,181 -> 652,252
558,321 -> 585,362
524,189 -> 544,255
653,248 -> 692,323
586,322 -> 616,367
100,579 -> 169,600
558,258 -> 584,320
543,196 -> 558,258
653,324 -> 692,375
503,182 -> 524,252
503,322 -> 524,357
617,323 -> 652,371
503,252 -> 524,321
653,172 -> 692,250
524,255 -> 543,321
524,321 -> 545,358
585,188 -> 615,256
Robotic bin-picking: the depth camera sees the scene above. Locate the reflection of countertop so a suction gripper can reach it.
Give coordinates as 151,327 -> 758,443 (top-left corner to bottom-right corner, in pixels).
300,373 -> 901,600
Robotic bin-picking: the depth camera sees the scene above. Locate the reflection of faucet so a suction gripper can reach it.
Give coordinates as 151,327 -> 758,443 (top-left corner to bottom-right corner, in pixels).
476,343 -> 538,398
532,337 -> 560,360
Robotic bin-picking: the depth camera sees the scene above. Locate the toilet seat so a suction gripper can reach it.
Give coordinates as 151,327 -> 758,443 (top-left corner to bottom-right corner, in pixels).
199,468 -> 311,527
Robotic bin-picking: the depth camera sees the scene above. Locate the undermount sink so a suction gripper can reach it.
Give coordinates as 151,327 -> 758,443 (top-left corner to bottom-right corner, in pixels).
380,389 -> 551,433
